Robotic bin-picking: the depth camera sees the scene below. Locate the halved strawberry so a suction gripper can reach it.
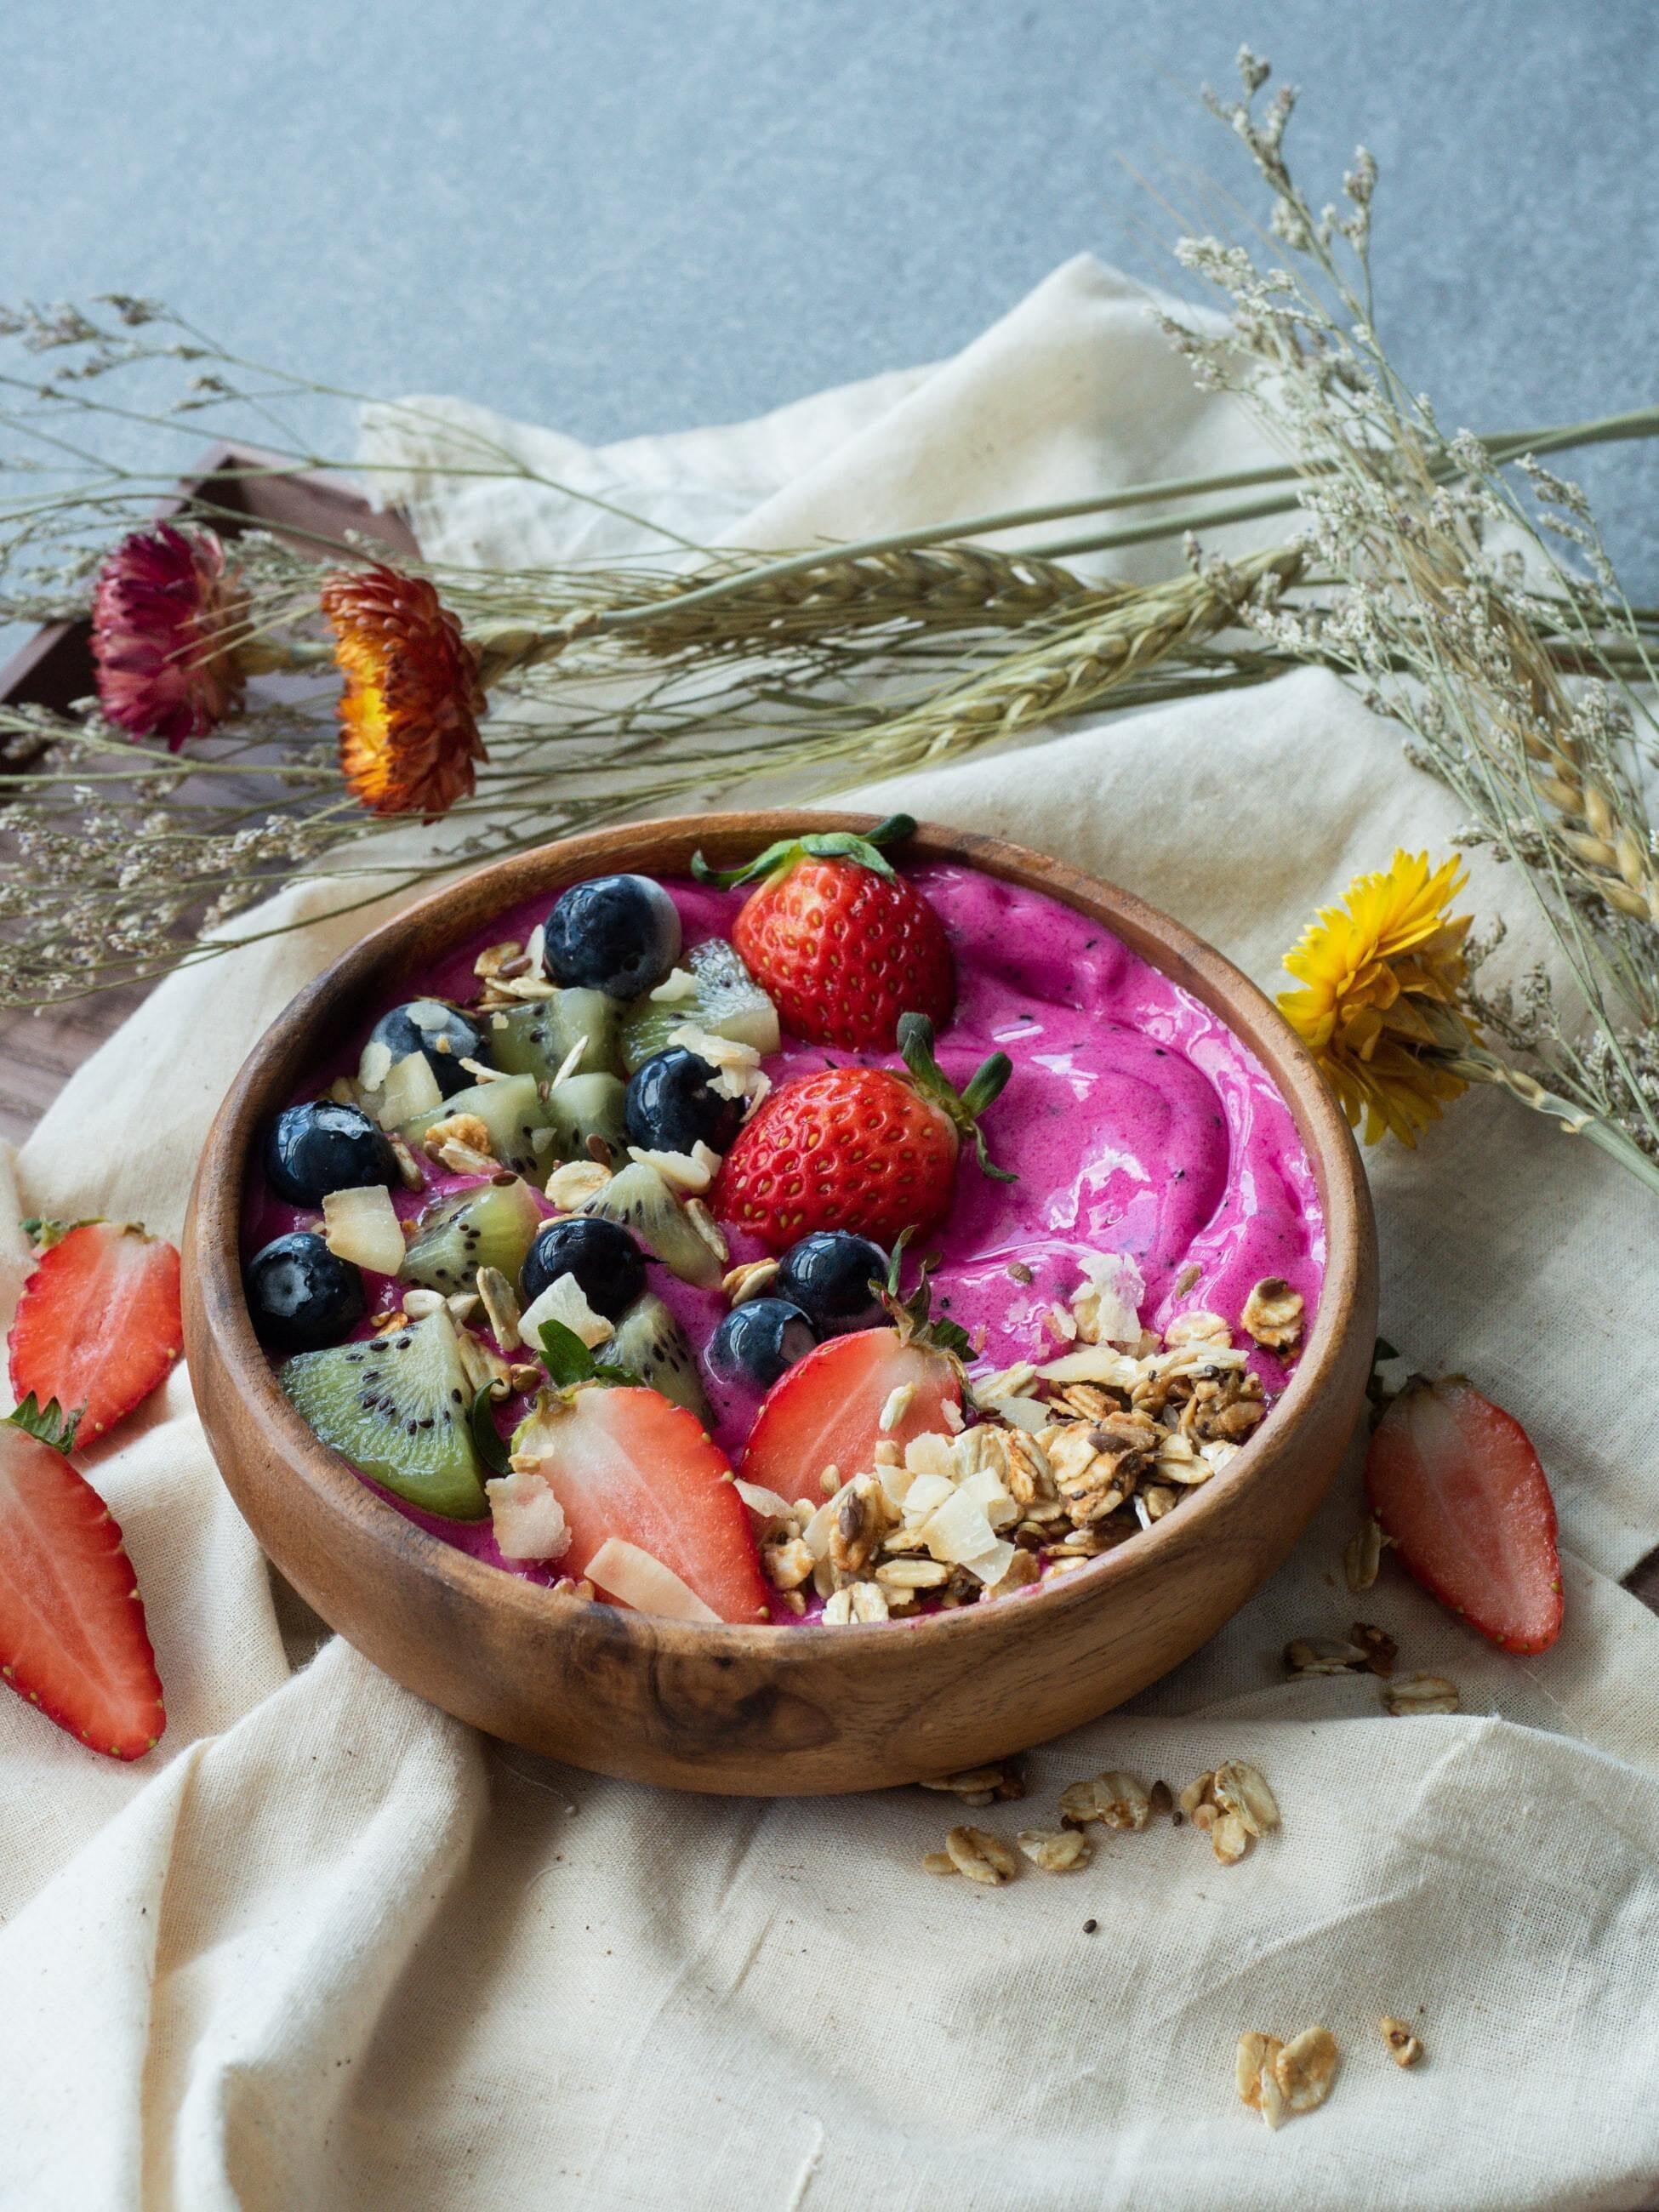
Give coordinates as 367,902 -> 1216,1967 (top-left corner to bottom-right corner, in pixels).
1365,1373 -> 1563,1653
528,1386 -> 769,1625
9,1220 -> 183,1445
0,1421 -> 165,1758
741,1326 -> 963,1500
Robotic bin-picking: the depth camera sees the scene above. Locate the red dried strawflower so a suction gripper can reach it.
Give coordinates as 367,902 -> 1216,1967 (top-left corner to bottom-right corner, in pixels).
90,523 -> 247,749
321,566 -> 487,818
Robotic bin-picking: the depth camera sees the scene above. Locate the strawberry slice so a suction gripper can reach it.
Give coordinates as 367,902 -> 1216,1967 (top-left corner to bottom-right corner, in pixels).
532,1386 -> 769,1625
9,1221 -> 183,1445
1365,1374 -> 1563,1653
740,1326 -> 963,1500
0,1421 -> 165,1757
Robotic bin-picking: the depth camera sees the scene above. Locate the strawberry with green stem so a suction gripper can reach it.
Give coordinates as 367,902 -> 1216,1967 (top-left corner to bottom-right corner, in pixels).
9,1219 -> 183,1445
693,813 -> 955,1051
714,1012 -> 1013,1254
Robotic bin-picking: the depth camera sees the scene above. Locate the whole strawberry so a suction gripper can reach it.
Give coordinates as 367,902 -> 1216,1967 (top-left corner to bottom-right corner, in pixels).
693,814 -> 953,1050
714,1014 -> 1012,1251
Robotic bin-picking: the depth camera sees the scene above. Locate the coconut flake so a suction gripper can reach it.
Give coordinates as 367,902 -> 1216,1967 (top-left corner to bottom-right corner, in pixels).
649,966 -> 699,1004
734,1479 -> 796,1531
1034,1345 -> 1145,1388
987,1394 -> 1050,1435
801,1473 -> 857,1561
903,1433 -> 955,1480
586,1536 -> 719,1623
899,1472 -> 956,1526
955,1468 -> 1018,1529
376,1050 -> 442,1130
960,1539 -> 1018,1588
1070,1251 -> 1147,1347
668,1023 -> 765,1103
916,1486 -> 1000,1565
486,1470 -> 572,1561
322,1184 -> 405,1275
519,1270 -> 614,1351
357,1038 -> 394,1093
626,1141 -> 720,1195
875,1458 -> 918,1509
970,1361 -> 1039,1405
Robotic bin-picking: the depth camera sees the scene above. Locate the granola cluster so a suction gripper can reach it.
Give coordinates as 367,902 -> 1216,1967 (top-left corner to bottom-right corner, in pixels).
750,1268 -> 1301,1620
1285,1604 -> 1462,1719
921,1758 -> 1279,1882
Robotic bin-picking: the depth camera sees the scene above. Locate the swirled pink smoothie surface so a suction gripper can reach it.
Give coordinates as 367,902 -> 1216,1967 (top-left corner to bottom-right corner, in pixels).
244,863 -> 1325,1599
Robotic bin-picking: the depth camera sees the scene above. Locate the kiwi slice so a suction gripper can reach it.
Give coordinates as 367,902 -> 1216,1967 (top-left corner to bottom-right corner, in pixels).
487,989 -> 622,1084
541,1072 -> 629,1166
279,1308 -> 487,1519
579,1160 -> 723,1288
607,1291 -> 711,1424
620,938 -> 779,1074
404,1071 -> 547,1176
400,1176 -> 544,1294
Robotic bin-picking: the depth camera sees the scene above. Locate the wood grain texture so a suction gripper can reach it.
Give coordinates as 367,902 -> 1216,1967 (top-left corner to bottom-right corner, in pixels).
184,812 -> 1381,1796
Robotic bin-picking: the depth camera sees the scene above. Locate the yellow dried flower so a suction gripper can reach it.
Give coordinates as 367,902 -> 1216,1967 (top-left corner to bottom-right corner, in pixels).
1279,851 -> 1474,1147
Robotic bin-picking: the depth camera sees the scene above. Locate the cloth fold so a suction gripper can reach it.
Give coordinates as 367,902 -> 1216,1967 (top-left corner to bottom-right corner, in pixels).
3,255 -> 1656,2212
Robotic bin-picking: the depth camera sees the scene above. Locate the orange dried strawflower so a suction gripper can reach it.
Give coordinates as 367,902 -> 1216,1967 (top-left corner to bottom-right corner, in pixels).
321,566 -> 486,818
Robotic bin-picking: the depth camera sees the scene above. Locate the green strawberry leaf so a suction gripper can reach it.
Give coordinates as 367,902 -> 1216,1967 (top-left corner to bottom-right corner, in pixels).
6,1392 -> 83,1452
537,1318 -> 634,1390
20,1216 -> 100,1253
876,1231 -> 973,1362
897,1013 -> 1016,1183
468,1386 -> 514,1477
538,1317 -> 597,1387
691,813 -> 915,891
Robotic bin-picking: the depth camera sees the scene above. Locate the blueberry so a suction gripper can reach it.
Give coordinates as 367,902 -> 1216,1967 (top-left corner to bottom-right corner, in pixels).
624,1047 -> 745,1157
520,1215 -> 646,1320
708,1298 -> 817,1390
544,874 -> 681,999
245,1232 -> 366,1353
264,1101 -> 397,1208
775,1231 -> 888,1337
368,999 -> 484,1099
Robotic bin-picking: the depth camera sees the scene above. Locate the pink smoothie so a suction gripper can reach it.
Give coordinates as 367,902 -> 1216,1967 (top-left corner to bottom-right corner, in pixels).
245,863 -> 1324,1593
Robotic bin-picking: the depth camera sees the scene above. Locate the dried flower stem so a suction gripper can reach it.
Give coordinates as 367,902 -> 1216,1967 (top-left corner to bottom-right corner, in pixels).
1443,1045 -> 1659,1197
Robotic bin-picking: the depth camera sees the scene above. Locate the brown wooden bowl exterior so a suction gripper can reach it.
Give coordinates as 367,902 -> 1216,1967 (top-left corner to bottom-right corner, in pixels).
183,812 -> 1377,1795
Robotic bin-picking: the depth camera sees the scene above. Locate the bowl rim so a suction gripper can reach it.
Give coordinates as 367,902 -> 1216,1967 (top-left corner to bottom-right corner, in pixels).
188,809 -> 1371,1666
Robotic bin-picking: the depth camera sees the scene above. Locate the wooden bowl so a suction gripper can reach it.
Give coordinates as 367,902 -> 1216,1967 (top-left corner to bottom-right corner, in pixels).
183,812 -> 1377,1795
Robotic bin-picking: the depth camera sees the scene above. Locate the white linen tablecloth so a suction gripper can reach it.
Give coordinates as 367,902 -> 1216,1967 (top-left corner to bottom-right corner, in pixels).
4,257 -> 1657,2212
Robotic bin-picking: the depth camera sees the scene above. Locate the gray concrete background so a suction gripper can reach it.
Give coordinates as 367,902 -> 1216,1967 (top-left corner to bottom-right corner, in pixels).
1,0 -> 1655,588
